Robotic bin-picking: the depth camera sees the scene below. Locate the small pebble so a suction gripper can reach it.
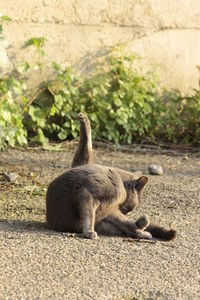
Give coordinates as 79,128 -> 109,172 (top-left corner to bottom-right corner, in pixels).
2,172 -> 18,182
148,164 -> 163,175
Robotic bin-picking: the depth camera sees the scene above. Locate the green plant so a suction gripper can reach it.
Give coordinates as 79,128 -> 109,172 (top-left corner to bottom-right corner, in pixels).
0,18 -> 199,148
0,35 -> 49,148
0,15 -> 29,149
0,15 -> 11,40
26,47 -> 163,144
155,89 -> 200,144
24,37 -> 47,70
25,44 -> 200,146
0,73 -> 29,149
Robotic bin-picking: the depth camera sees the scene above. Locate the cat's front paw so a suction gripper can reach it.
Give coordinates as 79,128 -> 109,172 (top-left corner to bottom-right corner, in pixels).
135,215 -> 150,230
83,230 -> 98,239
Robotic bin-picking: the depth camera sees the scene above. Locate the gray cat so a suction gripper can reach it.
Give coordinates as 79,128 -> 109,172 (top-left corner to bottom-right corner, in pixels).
46,113 -> 177,241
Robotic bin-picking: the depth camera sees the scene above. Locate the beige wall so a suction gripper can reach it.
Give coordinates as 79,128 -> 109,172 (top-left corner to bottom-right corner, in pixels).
1,0 -> 200,93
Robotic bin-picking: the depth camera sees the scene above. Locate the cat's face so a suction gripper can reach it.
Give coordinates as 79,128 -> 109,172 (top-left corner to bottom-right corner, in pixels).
120,176 -> 148,215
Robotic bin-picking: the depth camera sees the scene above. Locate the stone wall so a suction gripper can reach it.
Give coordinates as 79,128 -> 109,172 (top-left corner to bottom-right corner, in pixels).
1,0 -> 200,93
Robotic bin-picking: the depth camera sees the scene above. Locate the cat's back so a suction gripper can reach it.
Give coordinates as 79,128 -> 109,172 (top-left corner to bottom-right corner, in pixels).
47,164 -> 125,202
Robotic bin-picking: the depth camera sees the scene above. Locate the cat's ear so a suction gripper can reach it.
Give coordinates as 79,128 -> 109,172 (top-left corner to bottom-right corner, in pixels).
135,176 -> 148,192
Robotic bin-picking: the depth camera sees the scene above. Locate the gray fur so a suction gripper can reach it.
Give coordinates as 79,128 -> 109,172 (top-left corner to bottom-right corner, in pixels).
72,113 -> 93,168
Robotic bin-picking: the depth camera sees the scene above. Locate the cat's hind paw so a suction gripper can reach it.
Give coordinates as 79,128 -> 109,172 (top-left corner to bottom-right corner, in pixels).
83,230 -> 98,239
135,215 -> 150,230
136,229 -> 152,240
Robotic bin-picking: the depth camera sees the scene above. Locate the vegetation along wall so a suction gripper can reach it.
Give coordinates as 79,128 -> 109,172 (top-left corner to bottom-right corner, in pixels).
1,0 -> 200,93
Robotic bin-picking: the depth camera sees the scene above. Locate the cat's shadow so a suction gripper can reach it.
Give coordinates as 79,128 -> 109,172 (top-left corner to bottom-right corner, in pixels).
0,219 -> 50,234
0,219 -> 83,238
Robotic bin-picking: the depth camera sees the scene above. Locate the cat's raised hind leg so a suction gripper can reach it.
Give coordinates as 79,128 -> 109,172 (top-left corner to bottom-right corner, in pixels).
72,113 -> 93,168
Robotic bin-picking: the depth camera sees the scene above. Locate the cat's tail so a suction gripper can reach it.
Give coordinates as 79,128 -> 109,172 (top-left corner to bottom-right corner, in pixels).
145,223 -> 177,241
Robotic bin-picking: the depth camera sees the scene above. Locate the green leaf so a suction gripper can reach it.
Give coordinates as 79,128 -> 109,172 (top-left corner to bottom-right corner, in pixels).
2,110 -> 11,122
114,98 -> 122,107
58,130 -> 68,140
54,94 -> 64,109
17,134 -> 27,145
28,106 -> 36,119
52,61 -> 62,72
0,16 -> 12,22
50,105 -> 56,116
17,61 -> 30,74
42,143 -> 62,151
24,37 -> 46,49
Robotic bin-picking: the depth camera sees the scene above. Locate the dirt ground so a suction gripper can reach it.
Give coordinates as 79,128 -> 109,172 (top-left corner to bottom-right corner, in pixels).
0,146 -> 200,300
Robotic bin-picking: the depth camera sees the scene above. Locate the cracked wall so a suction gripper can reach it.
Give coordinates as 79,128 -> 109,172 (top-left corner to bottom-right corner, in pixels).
1,0 -> 200,92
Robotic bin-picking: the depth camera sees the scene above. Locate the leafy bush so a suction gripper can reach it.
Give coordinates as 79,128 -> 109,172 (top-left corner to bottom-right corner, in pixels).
0,74 -> 28,148
0,21 -> 199,149
27,48 -> 200,145
26,49 -> 162,144
154,89 -> 200,144
0,15 -> 28,149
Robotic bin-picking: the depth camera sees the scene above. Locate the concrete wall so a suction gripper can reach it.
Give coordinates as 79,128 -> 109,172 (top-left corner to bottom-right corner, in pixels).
0,0 -> 200,93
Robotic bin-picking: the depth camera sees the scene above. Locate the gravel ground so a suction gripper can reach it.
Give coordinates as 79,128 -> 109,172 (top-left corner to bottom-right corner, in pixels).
0,147 -> 200,300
